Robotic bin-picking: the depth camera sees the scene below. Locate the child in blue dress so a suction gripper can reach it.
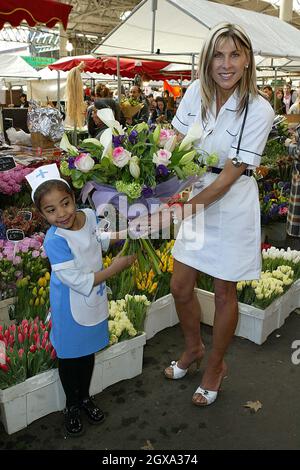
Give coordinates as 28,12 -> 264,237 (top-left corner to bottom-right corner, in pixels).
26,164 -> 135,437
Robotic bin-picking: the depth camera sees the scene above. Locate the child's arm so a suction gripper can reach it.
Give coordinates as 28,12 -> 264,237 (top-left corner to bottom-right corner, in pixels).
93,254 -> 135,286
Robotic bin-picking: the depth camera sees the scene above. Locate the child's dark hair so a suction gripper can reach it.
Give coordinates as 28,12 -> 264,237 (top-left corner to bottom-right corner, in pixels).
34,180 -> 74,211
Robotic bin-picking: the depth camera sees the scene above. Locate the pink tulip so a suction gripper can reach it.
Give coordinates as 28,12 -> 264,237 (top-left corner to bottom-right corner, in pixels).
0,363 -> 9,372
18,348 -> 24,358
29,344 -> 37,353
50,349 -> 57,360
18,333 -> 24,344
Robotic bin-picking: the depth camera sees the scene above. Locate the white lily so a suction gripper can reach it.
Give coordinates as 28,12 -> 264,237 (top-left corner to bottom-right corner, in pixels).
99,128 -> 113,159
129,156 -> 140,179
59,133 -> 79,156
179,122 -> 203,151
97,108 -> 124,134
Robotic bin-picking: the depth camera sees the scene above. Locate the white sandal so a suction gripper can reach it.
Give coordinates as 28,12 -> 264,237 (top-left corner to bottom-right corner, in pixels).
164,359 -> 202,380
192,386 -> 218,406
164,361 -> 188,379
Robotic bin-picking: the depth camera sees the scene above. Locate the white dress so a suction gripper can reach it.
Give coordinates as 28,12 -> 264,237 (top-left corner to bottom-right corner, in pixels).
172,80 -> 274,281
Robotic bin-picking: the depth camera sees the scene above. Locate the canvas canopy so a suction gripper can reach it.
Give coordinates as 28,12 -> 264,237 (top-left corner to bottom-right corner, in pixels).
93,0 -> 300,66
0,54 -> 40,79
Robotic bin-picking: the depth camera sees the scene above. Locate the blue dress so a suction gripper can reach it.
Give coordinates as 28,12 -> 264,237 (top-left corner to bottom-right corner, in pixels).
44,208 -> 110,359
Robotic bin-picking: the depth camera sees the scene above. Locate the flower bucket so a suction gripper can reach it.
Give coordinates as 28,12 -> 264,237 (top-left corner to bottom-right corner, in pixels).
195,281 -> 300,345
144,294 -> 178,340
265,221 -> 287,247
0,369 -> 62,435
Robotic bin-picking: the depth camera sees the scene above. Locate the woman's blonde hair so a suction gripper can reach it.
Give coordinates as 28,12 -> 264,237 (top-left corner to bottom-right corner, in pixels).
198,23 -> 258,121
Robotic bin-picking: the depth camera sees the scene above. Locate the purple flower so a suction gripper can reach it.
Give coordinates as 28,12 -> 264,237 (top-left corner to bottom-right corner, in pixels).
68,157 -> 76,169
128,130 -> 138,144
156,164 -> 170,177
112,134 -> 125,148
142,186 -> 154,198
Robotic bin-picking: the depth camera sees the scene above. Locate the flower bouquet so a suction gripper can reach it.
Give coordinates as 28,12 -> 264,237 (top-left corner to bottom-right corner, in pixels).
120,97 -> 144,119
60,109 -> 218,274
259,180 -> 290,225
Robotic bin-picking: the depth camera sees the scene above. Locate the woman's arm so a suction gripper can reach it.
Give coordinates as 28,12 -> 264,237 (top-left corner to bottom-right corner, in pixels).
188,159 -> 248,215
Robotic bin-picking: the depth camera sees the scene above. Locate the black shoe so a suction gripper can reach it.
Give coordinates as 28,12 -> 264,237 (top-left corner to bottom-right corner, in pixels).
63,406 -> 84,437
80,397 -> 105,424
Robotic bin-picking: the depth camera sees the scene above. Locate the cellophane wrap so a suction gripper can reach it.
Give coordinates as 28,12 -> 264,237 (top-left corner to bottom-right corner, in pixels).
27,101 -> 64,141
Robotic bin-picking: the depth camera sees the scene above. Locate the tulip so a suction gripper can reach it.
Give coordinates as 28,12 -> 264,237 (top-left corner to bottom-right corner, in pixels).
18,348 -> 24,358
0,363 -> 9,372
29,344 -> 37,353
50,349 -> 57,360
18,333 -> 24,344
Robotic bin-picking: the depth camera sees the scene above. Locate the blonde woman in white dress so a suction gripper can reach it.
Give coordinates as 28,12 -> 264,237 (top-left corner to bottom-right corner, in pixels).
162,23 -> 274,406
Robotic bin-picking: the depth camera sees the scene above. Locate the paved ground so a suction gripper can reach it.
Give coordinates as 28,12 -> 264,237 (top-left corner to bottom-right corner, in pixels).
1,310 -> 300,450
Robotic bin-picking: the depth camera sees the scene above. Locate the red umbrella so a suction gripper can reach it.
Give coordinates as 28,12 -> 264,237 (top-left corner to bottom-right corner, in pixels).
0,0 -> 72,30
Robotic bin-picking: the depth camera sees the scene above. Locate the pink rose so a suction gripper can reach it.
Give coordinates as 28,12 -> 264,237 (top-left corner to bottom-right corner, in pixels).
112,147 -> 131,168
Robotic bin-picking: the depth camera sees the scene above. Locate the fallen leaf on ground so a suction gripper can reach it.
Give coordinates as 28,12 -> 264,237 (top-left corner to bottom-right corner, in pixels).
244,400 -> 262,413
141,440 -> 154,450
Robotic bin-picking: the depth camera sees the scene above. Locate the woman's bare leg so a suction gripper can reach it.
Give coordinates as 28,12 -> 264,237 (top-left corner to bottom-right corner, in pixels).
166,259 -> 205,374
193,278 -> 238,404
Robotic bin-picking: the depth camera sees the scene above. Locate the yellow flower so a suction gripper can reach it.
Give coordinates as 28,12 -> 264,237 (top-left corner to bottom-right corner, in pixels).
38,287 -> 44,296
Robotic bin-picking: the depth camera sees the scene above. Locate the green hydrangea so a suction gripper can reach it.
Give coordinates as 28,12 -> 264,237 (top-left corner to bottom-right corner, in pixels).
60,160 -> 71,176
204,153 -> 219,166
116,180 -> 142,199
182,162 -> 204,177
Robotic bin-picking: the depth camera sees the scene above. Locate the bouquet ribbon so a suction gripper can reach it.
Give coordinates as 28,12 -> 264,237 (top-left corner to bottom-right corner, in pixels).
81,175 -> 199,218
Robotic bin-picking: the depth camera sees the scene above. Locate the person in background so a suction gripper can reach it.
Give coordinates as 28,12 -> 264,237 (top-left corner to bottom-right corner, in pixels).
87,84 -> 120,138
125,85 -> 149,126
288,87 -> 300,114
163,89 -> 175,119
26,164 -> 135,437
262,85 -> 274,106
274,88 -> 286,115
19,93 -> 29,108
283,83 -> 294,114
147,93 -> 157,114
149,96 -> 173,124
285,125 -> 300,250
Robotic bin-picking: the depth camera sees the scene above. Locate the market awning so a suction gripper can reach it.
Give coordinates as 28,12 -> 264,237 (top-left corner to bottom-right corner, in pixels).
49,55 -> 192,80
0,0 -> 72,30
